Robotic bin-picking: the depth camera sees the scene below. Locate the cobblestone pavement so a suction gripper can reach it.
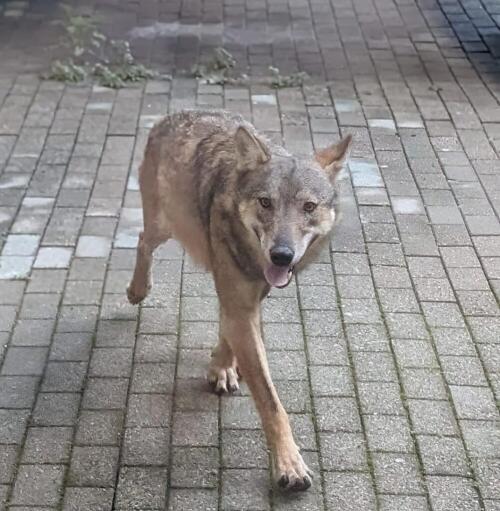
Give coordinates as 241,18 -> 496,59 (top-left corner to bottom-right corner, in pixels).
1,0 -> 500,510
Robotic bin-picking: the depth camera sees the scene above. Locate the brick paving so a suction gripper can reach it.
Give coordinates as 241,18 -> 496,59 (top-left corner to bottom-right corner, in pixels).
0,0 -> 500,510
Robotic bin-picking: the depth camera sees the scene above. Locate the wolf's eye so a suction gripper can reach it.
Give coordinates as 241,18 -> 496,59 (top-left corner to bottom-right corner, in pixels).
259,197 -> 271,209
304,202 -> 317,213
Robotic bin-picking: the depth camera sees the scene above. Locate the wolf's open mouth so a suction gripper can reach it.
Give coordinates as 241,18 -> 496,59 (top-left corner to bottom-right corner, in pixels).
264,264 -> 294,288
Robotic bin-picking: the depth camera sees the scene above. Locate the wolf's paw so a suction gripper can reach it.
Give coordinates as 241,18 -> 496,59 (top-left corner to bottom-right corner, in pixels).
272,446 -> 313,492
126,281 -> 151,305
208,363 -> 239,394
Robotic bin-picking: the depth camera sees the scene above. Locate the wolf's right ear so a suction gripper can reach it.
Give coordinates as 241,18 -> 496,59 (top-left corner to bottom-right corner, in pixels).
315,134 -> 352,181
235,126 -> 271,165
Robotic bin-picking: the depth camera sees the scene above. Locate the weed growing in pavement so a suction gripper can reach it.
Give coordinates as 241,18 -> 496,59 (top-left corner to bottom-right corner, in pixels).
43,4 -> 156,88
268,66 -> 309,88
188,48 -> 309,88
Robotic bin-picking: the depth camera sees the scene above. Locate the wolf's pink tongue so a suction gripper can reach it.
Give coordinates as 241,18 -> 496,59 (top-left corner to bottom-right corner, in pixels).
264,264 -> 290,288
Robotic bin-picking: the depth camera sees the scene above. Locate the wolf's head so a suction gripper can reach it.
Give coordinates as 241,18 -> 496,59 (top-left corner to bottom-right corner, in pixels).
234,126 -> 352,288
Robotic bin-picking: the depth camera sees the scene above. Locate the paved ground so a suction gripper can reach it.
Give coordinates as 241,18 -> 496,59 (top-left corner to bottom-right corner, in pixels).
0,0 -> 500,510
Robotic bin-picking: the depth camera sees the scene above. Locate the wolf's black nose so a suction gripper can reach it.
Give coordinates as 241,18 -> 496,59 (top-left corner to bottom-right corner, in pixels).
270,246 -> 294,266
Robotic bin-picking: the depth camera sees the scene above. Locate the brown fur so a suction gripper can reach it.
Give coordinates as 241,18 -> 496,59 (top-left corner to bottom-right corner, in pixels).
127,110 -> 351,491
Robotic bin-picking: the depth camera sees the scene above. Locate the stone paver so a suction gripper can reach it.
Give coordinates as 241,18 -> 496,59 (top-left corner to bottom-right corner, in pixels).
0,0 -> 500,509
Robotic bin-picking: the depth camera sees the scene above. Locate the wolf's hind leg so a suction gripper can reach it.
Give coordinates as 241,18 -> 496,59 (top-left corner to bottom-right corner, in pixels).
208,336 -> 239,394
127,230 -> 170,304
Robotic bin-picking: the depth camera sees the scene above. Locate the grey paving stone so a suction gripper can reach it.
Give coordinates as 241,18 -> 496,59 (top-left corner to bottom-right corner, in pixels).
378,288 -> 420,313
115,466 -> 168,510
358,381 -> 405,415
299,284 -> 337,310
449,385 -> 498,420
417,435 -> 470,476
68,446 -> 119,487
11,464 -> 65,507
131,362 -> 175,393
341,298 -> 382,324
414,278 -> 456,302
385,313 -> 430,340
458,290 -> 499,316
392,339 -> 438,368
135,334 -> 177,363
401,368 -> 447,400
34,247 -> 72,268
0,409 -> 29,443
174,378 -> 219,412
372,265 -> 412,288
290,414 -> 317,451
408,400 -> 459,436
378,495 -> 429,511
372,452 -> 424,494
310,365 -> 354,397
221,469 -> 270,511
0,444 -> 17,484
122,427 -> 169,465
69,258 -> 107,281
27,269 -> 66,293
62,487 -> 114,511
168,489 -> 218,511
324,472 -> 376,511
180,321 -> 218,349
432,327 -> 476,356
42,361 -> 86,392
82,377 -> 128,410
0,281 -> 25,304
49,332 -> 93,361
422,302 -> 466,328
0,305 -> 18,331
307,336 -> 348,366
126,394 -> 171,428
22,427 -> 72,463
461,420 -> 500,458
320,431 -> 368,471
427,476 -> 481,511
177,349 -> 210,379
332,253 -> 370,275
315,397 -> 361,432
472,458 -> 500,500
56,305 -> 99,333
0,484 -> 7,510
346,324 -> 390,352
441,356 -> 488,386
468,317 -> 500,344
268,350 -> 308,380
221,396 -> 260,429
172,411 -> 218,446
273,482 -> 324,511
89,348 -> 133,378
364,414 -> 414,453
171,446 -> 218,487
221,429 -> 267,469
1,346 -> 48,376
32,393 -> 80,426
352,351 -> 397,382
75,410 -> 123,445
0,375 -> 39,408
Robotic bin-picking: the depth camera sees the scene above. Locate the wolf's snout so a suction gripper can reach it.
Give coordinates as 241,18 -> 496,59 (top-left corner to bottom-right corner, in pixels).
270,246 -> 294,267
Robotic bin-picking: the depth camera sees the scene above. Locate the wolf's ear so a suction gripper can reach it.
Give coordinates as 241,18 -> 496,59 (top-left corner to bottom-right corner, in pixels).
235,126 -> 271,165
315,134 -> 352,181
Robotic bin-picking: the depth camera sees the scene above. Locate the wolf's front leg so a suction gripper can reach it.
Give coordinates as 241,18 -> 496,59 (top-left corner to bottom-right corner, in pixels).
219,307 -> 313,491
208,336 -> 239,393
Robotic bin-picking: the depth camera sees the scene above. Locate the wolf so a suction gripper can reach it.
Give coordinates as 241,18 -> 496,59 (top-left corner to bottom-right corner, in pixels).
127,110 -> 351,491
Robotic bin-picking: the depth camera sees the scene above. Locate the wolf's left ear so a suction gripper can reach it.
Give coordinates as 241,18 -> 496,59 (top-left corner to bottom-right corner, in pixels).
315,134 -> 352,181
235,126 -> 271,165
